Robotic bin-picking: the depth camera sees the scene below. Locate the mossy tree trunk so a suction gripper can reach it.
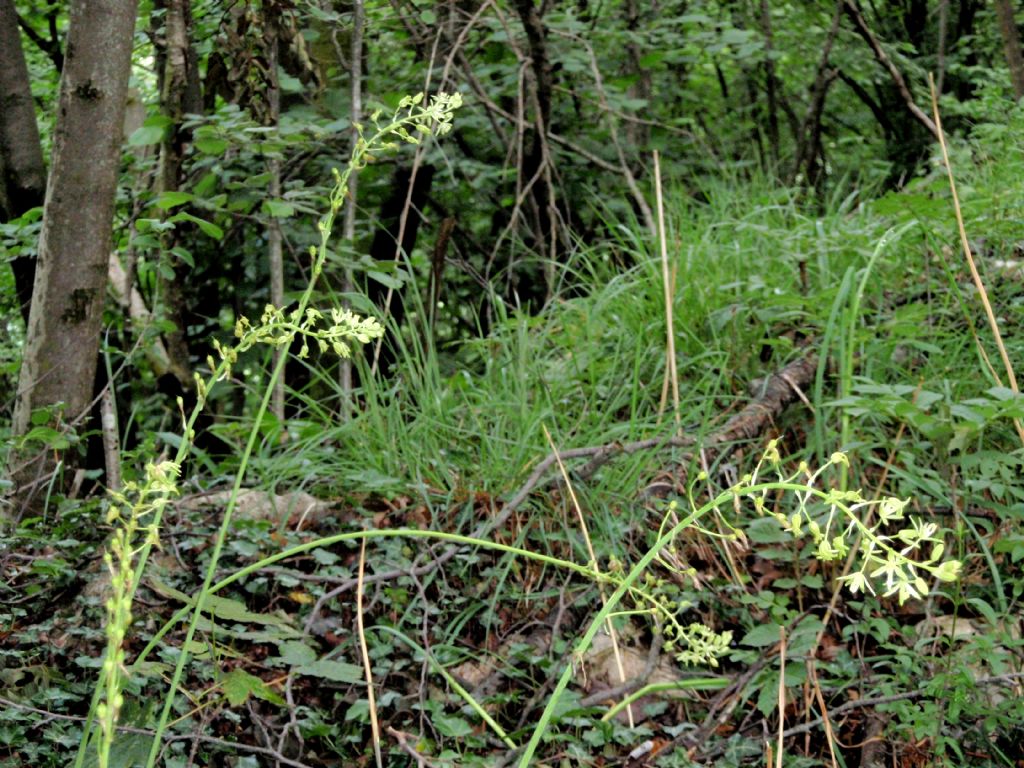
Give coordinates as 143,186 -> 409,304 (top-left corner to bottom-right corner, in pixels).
9,0 -> 139,510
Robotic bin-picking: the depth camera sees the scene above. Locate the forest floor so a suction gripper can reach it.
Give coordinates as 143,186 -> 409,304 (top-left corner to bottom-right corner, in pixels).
5,158 -> 1024,767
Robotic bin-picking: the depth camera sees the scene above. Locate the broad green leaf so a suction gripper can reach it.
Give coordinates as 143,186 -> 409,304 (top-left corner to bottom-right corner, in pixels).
155,191 -> 194,210
276,641 -> 317,666
367,270 -> 405,289
222,668 -> 285,707
169,246 -> 194,268
755,673 -> 779,717
746,517 -> 791,544
194,137 -> 228,155
21,426 -> 70,450
434,713 -> 473,738
263,199 -> 295,218
128,115 -> 172,146
279,71 -> 303,93
739,623 -> 782,648
297,659 -> 363,683
169,211 -> 224,240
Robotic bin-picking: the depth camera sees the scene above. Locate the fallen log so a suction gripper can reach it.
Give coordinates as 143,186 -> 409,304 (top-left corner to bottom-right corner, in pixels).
642,350 -> 818,498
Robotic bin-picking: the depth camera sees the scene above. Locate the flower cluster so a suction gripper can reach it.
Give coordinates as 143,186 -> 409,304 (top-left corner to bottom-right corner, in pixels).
746,441 -> 962,604
352,91 -> 463,169
97,461 -> 181,765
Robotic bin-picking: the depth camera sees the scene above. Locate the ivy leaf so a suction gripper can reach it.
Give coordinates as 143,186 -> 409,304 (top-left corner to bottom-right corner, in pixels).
276,641 -> 317,666
434,713 -> 473,738
148,578 -> 294,628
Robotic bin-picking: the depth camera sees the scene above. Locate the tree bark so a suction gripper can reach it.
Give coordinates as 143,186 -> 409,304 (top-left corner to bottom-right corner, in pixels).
10,0 -> 139,505
994,0 -> 1024,100
153,0 -> 202,393
0,0 -> 47,324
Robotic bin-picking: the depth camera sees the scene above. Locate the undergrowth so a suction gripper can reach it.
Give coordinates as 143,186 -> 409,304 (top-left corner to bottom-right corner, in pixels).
4,105 -> 1024,767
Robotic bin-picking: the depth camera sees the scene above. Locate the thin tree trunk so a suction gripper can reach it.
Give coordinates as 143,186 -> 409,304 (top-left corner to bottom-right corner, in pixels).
791,0 -> 843,185
513,0 -> 558,296
935,0 -> 949,95
339,0 -> 363,412
759,0 -> 780,170
263,10 -> 285,425
994,0 -> 1024,100
154,0 -> 201,392
10,0 -> 140,507
622,0 -> 651,150
0,0 -> 47,324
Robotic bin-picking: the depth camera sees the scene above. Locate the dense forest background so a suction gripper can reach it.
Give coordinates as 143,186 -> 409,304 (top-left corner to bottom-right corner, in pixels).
5,0 -> 1024,766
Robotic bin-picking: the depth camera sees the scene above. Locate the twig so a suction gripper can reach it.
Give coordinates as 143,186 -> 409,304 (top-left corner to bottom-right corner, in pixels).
387,726 -> 436,766
654,150 -> 680,433
356,536 -> 383,768
808,661 -> 840,768
644,350 -> 819,497
99,386 -> 121,492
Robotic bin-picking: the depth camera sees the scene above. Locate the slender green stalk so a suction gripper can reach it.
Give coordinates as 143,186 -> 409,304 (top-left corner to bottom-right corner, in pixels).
144,352 -> 285,767
142,94 -> 462,768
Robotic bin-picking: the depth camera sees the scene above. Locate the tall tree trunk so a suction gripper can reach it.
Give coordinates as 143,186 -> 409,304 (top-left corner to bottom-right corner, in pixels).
154,0 -> 201,392
994,0 -> 1024,100
10,0 -> 139,507
0,0 -> 47,324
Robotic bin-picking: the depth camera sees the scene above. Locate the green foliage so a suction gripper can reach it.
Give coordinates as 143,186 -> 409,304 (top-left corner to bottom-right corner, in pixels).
10,0 -> 1024,765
